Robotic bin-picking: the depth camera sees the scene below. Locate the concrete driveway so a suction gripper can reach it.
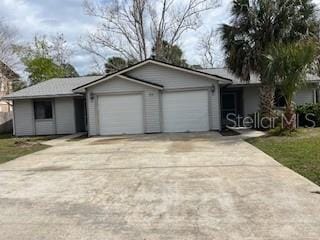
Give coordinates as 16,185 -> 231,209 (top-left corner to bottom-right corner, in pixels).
0,132 -> 319,240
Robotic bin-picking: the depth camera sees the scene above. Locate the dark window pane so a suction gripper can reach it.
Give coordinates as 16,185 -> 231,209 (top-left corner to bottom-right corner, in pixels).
34,101 -> 53,119
222,94 -> 236,110
274,89 -> 286,107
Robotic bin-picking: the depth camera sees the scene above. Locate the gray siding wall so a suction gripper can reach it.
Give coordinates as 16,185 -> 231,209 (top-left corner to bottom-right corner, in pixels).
13,100 -> 34,136
210,82 -> 221,130
35,120 -> 55,135
294,88 -> 315,105
55,98 -> 76,134
127,63 -> 216,89
243,86 -> 260,116
243,86 -> 316,116
87,77 -> 161,135
86,92 -> 97,136
14,99 -> 57,136
14,97 -> 77,136
144,89 -> 161,133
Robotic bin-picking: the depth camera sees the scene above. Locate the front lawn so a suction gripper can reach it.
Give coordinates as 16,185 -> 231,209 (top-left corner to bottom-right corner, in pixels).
0,134 -> 53,165
247,128 -> 320,186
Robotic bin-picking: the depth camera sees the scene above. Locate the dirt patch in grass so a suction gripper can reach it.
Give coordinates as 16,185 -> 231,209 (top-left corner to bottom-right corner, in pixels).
0,134 -> 53,165
14,139 -> 43,148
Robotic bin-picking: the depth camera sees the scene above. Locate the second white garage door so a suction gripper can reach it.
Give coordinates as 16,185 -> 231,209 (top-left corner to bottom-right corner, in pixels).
162,90 -> 210,133
98,94 -> 144,135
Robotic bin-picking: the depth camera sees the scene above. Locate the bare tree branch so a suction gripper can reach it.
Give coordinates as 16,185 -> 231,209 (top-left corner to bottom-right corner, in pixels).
0,20 -> 23,93
82,0 -> 219,63
51,33 -> 72,65
198,28 -> 224,68
0,21 -> 20,68
83,0 -> 148,61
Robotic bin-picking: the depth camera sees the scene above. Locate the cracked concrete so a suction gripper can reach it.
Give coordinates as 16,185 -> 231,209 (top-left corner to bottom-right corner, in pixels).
0,132 -> 319,240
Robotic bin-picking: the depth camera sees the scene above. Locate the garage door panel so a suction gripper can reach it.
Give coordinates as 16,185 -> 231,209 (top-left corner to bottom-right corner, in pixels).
98,94 -> 144,135
162,90 -> 209,133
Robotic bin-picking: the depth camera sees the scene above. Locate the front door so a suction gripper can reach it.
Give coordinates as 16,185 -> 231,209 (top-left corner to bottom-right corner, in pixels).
74,98 -> 87,132
222,93 -> 237,125
221,88 -> 243,127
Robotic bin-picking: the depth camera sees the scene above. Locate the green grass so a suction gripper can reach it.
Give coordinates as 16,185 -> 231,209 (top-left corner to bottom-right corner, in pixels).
0,134 -> 54,164
247,128 -> 320,186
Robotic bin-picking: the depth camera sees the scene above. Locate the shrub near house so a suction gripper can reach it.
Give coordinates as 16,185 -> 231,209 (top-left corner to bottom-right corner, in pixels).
296,103 -> 320,127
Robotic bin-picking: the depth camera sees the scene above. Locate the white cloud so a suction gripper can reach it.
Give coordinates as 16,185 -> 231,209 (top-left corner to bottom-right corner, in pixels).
0,0 -> 97,75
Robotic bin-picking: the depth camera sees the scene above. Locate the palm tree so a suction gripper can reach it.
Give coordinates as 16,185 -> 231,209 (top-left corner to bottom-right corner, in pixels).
263,41 -> 318,130
220,0 -> 319,120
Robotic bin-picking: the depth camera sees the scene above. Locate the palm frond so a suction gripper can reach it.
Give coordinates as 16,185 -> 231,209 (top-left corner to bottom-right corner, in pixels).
263,41 -> 319,102
220,0 -> 320,83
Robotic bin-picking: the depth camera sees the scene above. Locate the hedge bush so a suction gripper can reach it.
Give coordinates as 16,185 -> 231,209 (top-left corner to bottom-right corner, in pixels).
296,103 -> 320,127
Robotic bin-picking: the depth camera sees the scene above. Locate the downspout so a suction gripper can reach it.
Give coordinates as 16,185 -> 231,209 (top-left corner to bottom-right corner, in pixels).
12,100 -> 16,136
317,82 -> 320,103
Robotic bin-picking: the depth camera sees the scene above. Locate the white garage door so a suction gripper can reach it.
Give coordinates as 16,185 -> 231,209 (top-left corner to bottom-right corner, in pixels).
162,90 -> 210,133
98,94 -> 144,135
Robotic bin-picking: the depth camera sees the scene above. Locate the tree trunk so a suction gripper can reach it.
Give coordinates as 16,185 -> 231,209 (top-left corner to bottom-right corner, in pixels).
259,83 -> 275,118
283,102 -> 296,131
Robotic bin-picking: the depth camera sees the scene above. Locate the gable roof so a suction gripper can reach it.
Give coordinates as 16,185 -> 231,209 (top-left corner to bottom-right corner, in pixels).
73,58 -> 232,92
3,76 -> 102,100
3,59 -> 234,100
200,68 -> 320,85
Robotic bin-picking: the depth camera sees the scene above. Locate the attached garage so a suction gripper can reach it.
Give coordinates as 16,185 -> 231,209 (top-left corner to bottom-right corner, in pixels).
77,60 -> 229,136
98,94 -> 144,135
162,90 -> 210,133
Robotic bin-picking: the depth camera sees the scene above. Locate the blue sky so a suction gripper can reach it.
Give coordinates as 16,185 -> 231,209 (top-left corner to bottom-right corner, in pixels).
1,0 -> 319,76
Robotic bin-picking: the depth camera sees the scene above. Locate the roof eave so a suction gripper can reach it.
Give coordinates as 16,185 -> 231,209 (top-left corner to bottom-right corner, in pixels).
3,93 -> 84,101
221,79 -> 320,87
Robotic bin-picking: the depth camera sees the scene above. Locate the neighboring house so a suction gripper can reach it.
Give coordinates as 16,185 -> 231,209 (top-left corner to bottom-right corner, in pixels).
0,62 -> 19,112
3,59 -> 320,136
